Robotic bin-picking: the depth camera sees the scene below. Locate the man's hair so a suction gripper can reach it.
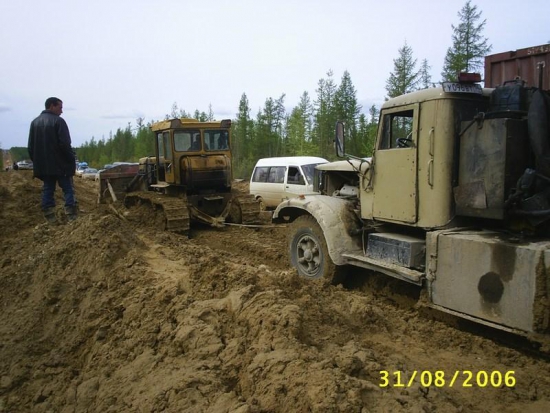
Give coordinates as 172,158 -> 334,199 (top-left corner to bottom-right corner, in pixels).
45,97 -> 62,110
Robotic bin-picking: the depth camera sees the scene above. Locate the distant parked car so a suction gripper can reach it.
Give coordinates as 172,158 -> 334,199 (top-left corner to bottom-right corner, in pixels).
81,168 -> 98,180
16,160 -> 33,170
75,165 -> 88,177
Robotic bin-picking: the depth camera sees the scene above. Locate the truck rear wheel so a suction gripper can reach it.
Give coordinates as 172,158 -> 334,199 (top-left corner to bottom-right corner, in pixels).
289,215 -> 342,284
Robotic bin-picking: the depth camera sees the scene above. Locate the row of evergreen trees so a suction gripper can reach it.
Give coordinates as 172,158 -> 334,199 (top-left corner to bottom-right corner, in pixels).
7,1 -> 493,179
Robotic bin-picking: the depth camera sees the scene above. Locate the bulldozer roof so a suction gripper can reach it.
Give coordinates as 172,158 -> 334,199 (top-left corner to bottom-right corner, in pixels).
150,118 -> 231,131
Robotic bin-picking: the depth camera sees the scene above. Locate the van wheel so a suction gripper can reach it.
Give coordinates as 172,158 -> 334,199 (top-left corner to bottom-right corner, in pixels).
257,197 -> 266,211
289,215 -> 342,284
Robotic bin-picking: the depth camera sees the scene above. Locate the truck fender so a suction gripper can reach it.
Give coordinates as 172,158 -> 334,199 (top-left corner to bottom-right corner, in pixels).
273,196 -> 363,265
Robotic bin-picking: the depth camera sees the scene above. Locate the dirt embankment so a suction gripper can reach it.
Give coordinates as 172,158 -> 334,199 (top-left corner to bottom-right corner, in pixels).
1,170 -> 550,413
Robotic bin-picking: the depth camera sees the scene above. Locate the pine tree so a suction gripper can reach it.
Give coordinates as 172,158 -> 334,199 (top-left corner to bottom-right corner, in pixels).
273,94 -> 287,155
286,91 -> 315,155
134,118 -> 155,158
419,59 -> 433,89
385,42 -> 419,99
335,71 -> 362,155
232,93 -> 254,178
254,99 -> 272,158
168,102 -> 191,119
441,0 -> 492,81
313,70 -> 338,158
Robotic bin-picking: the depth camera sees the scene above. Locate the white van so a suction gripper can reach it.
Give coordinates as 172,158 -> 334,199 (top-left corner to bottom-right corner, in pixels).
250,156 -> 328,209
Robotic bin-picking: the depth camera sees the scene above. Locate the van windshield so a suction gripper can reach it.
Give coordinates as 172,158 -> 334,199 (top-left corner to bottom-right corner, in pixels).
302,163 -> 324,184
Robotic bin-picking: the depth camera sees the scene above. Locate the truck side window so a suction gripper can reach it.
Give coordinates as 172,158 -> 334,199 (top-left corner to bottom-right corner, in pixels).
379,110 -> 414,149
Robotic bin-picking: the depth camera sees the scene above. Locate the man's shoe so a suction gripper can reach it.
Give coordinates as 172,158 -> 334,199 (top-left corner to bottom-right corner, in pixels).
43,207 -> 57,224
64,205 -> 78,222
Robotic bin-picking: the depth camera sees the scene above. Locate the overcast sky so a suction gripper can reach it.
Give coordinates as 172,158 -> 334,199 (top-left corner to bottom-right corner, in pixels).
0,0 -> 548,150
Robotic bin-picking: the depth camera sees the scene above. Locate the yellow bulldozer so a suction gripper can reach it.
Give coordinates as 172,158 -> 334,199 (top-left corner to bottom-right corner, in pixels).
98,118 -> 260,233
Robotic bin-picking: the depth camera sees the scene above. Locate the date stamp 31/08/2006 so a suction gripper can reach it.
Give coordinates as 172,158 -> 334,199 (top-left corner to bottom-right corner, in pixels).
379,370 -> 516,388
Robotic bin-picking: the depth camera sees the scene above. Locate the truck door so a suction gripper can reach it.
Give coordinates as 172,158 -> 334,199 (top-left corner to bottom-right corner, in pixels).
372,104 -> 419,224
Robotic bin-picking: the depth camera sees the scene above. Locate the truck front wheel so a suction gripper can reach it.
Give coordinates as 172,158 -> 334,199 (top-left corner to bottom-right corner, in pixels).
289,215 -> 342,284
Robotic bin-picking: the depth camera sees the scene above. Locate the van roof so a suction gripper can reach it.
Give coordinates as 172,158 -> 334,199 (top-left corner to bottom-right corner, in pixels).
254,156 -> 328,167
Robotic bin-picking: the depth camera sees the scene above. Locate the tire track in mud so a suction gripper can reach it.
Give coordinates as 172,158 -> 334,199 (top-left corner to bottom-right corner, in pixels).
190,224 -> 291,272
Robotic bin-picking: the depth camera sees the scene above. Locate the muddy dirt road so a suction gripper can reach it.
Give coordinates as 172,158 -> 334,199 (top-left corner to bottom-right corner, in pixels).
1,170 -> 550,413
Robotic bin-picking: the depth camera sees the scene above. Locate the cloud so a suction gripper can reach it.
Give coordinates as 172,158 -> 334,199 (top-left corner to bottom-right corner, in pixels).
0,104 -> 12,113
100,110 -> 145,120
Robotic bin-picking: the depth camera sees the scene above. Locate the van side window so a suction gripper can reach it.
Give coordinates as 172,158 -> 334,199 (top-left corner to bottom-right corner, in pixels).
287,167 -> 305,185
252,167 -> 270,182
268,166 -> 285,183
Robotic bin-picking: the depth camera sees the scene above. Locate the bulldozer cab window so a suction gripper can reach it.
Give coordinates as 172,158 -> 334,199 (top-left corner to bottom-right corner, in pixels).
379,110 -> 414,149
156,131 -> 171,162
205,130 -> 229,151
157,133 -> 165,159
174,130 -> 202,152
163,132 -> 172,161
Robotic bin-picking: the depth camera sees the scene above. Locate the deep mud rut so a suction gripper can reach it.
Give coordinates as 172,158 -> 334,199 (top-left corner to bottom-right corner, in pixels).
1,170 -> 550,413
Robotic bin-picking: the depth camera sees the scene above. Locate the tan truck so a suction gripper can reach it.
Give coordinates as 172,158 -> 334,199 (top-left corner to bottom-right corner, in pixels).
273,45 -> 550,336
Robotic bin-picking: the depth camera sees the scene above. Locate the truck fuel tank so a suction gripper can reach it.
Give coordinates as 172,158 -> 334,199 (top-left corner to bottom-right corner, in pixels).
427,229 -> 550,334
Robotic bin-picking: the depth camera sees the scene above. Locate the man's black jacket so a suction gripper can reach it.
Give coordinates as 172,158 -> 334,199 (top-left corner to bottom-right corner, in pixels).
28,110 -> 76,178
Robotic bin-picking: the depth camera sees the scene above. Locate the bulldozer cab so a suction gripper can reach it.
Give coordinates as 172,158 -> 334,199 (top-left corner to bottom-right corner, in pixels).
98,117 -> 261,230
151,118 -> 232,191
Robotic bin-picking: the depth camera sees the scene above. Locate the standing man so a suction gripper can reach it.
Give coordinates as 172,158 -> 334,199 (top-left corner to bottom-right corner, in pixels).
28,97 -> 78,224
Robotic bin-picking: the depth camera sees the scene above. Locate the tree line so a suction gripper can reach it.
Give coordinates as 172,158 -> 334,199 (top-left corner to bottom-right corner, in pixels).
7,1 -> 493,179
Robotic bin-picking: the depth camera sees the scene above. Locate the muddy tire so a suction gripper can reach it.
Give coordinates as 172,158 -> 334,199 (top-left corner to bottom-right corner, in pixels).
257,196 -> 266,211
289,215 -> 343,284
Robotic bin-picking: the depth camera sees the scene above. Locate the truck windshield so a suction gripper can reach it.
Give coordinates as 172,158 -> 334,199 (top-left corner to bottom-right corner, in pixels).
302,163 -> 324,184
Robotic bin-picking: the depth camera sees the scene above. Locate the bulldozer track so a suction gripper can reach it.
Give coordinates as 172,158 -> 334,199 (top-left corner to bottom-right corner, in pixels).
124,192 -> 260,233
235,194 -> 262,224
126,192 -> 190,234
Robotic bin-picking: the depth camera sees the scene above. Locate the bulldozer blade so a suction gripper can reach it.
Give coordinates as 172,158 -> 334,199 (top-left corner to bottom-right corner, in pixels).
98,164 -> 140,203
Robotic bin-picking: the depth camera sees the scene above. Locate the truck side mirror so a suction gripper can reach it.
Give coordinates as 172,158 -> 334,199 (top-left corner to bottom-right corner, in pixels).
335,121 -> 345,158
